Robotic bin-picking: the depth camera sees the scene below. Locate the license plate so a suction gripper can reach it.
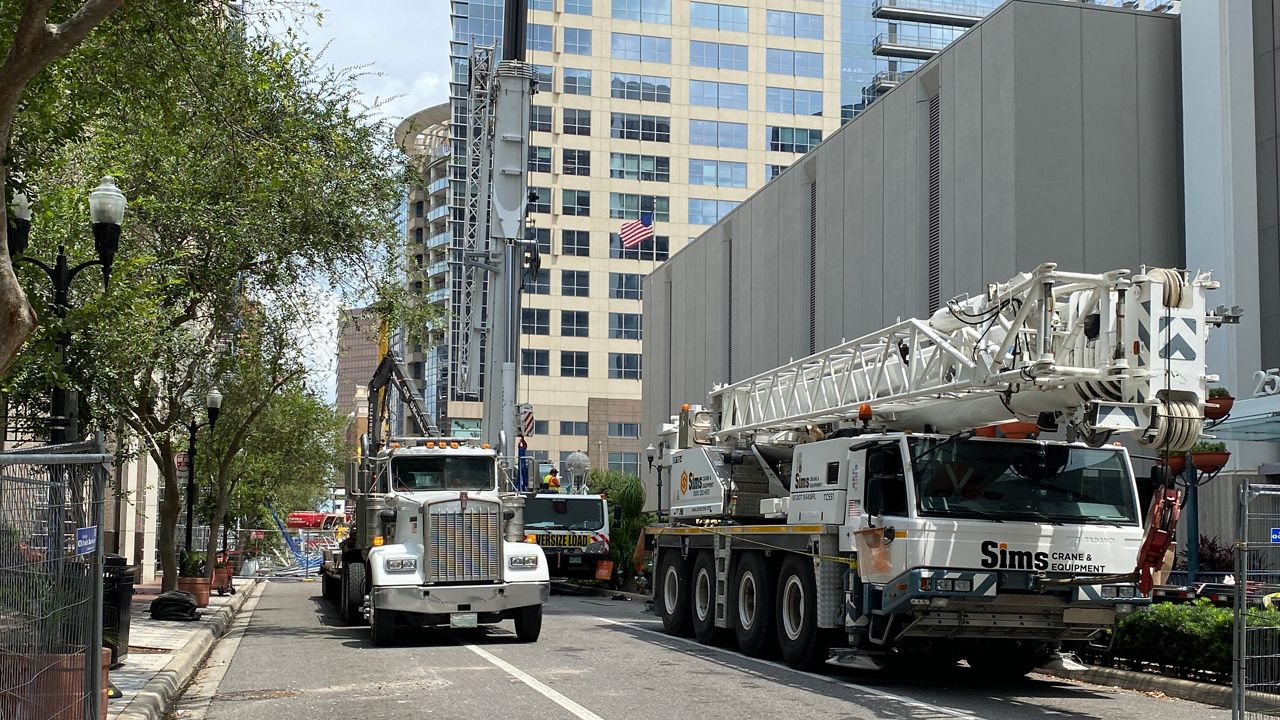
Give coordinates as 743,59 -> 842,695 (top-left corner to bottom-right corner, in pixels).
450,612 -> 478,628
569,555 -> 583,564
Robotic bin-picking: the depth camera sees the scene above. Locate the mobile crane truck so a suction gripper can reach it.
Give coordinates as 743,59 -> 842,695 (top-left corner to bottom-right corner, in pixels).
321,348 -> 549,646
646,264 -> 1225,675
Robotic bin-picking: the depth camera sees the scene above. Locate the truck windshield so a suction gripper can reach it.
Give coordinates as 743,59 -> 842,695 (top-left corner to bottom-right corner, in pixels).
910,438 -> 1137,525
389,456 -> 494,492
524,497 -> 605,531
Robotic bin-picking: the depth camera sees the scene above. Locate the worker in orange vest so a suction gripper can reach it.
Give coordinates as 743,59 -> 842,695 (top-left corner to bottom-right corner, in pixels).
543,467 -> 561,493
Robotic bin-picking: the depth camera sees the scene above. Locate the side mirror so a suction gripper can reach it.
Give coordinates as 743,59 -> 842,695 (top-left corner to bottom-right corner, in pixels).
865,473 -> 885,518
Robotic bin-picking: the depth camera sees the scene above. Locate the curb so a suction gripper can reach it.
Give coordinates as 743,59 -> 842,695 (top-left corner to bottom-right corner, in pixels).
1038,665 -> 1232,708
113,579 -> 263,720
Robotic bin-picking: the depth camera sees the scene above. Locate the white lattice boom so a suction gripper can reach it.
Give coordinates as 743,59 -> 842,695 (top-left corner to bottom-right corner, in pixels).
712,264 -> 1219,451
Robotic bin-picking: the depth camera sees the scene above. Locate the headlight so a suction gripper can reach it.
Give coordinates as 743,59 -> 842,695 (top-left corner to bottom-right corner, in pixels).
1118,586 -> 1136,599
1101,585 -> 1118,599
936,578 -> 954,592
509,555 -> 539,569
384,557 -> 417,572
953,579 -> 972,593
584,540 -> 609,555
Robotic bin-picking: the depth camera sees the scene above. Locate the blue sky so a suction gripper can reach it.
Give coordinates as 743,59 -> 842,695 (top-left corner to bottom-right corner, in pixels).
279,0 -> 454,401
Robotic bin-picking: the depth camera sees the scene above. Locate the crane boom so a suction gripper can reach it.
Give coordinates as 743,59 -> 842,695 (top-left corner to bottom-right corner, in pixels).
712,264 -> 1220,452
366,351 -> 439,454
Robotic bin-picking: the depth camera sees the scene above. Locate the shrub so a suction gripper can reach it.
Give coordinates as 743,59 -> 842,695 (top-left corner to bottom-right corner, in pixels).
1208,387 -> 1233,399
1191,440 -> 1228,454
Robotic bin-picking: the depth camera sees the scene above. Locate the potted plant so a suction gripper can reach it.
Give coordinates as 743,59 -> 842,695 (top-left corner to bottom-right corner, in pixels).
1205,387 -> 1235,421
212,551 -> 235,596
175,550 -> 211,607
1190,440 -> 1231,473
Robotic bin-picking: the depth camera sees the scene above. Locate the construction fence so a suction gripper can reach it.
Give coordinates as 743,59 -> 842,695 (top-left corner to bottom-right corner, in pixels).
0,437 -> 110,720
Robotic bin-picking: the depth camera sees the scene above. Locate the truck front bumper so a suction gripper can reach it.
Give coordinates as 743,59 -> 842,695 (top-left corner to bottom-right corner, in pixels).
372,581 -> 549,616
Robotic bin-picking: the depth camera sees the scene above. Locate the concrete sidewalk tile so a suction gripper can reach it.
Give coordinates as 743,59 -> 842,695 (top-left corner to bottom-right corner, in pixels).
107,579 -> 261,720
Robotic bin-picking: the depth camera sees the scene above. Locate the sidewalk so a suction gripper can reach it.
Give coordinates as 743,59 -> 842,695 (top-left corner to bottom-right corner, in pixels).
108,577 -> 261,720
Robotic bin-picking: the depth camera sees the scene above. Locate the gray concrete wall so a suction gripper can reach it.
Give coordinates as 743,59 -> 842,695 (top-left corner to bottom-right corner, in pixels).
641,0 -> 1184,508
1254,0 -> 1280,370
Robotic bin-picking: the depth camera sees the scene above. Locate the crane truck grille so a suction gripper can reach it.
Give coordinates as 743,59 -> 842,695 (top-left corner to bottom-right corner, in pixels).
425,499 -> 502,583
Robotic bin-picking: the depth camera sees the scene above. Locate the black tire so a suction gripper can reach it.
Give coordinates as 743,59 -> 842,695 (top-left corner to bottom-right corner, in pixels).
690,551 -> 721,645
732,553 -> 776,657
370,608 -> 396,647
965,641 -> 1051,680
775,554 -> 829,670
341,562 -> 367,626
515,605 -> 543,642
658,550 -> 693,636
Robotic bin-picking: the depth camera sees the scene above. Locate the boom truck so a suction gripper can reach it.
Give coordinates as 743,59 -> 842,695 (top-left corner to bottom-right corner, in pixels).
647,264 -> 1227,675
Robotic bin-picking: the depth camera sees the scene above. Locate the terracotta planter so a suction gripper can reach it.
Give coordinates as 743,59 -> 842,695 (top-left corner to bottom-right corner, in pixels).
1205,396 -> 1235,421
1158,455 -> 1187,476
176,577 -> 212,607
1192,451 -> 1231,474
0,647 -> 109,720
213,566 -> 234,595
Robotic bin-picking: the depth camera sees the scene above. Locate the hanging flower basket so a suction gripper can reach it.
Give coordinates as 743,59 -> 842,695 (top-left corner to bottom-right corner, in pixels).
1205,390 -> 1235,421
1158,455 -> 1186,476
1191,451 -> 1231,474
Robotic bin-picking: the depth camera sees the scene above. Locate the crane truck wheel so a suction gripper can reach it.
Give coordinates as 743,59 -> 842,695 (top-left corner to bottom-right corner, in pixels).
691,551 -> 725,645
341,561 -> 367,626
731,552 -> 777,658
775,554 -> 830,670
515,604 -> 543,642
370,605 -> 396,647
658,550 -> 693,636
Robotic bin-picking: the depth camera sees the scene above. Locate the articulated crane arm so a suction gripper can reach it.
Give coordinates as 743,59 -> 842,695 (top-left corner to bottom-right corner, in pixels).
713,264 -> 1224,452
366,351 -> 440,455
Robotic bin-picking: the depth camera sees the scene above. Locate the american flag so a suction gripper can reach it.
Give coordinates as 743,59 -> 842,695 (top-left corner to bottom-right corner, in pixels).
619,213 -> 654,248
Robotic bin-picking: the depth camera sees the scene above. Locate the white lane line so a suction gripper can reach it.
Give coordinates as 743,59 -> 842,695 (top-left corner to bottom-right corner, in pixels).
459,641 -> 605,720
593,616 -> 980,719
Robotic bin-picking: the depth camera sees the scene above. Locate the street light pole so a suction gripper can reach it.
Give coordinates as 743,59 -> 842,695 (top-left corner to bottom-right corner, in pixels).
184,388 -> 223,555
8,178 -> 126,443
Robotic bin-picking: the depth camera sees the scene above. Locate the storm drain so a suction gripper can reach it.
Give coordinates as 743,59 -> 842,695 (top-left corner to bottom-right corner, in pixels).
212,689 -> 302,702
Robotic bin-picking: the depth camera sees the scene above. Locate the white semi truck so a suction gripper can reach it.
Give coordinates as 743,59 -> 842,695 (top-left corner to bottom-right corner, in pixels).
646,264 -> 1224,675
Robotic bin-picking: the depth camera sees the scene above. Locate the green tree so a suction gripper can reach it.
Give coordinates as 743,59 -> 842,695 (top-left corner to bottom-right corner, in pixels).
589,468 -> 650,590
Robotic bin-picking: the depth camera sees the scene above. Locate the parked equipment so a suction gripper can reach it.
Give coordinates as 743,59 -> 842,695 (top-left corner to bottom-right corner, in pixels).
644,264 -> 1229,674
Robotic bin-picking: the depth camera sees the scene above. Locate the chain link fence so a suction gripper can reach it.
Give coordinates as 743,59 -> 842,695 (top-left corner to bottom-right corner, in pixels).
1234,482 -> 1280,718
0,437 -> 110,720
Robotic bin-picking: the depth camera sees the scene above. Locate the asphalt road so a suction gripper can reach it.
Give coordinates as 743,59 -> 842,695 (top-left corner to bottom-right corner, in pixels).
184,580 -> 1228,720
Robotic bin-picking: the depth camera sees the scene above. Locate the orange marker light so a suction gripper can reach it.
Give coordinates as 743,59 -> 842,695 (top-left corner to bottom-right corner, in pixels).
524,534 -> 538,543
372,536 -> 385,547
482,443 -> 491,449
450,441 -> 460,449
425,441 -> 436,448
858,403 -> 874,421
681,403 -> 691,411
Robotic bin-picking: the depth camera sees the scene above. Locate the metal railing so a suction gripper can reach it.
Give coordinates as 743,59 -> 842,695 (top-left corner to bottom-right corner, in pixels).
1235,482 -> 1280,717
0,438 -> 109,720
871,0 -> 988,22
872,32 -> 953,52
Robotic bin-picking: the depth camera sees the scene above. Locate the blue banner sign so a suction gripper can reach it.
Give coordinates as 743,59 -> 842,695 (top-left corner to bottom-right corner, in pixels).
75,526 -> 98,556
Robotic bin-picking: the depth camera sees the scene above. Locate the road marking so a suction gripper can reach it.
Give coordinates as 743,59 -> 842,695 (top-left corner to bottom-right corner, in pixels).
459,640 -> 605,720
593,616 -> 979,719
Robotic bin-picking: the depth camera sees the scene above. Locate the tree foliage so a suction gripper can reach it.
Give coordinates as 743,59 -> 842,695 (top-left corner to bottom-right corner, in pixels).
588,468 -> 651,589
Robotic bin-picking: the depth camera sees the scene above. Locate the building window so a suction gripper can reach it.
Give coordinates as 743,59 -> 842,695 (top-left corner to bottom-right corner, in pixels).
526,268 -> 551,294
689,159 -> 747,188
611,33 -> 672,62
563,149 -> 591,176
690,2 -> 747,32
562,229 -> 591,256
766,126 -> 823,153
609,193 -> 670,221
528,186 -> 551,214
767,163 -> 789,181
415,200 -> 424,217
766,87 -> 823,116
529,226 -> 551,253
530,105 -> 552,132
609,312 -> 643,339
611,73 -> 671,102
689,80 -> 747,110
610,153 -> 670,182
527,23 -> 553,52
608,422 -> 641,438
528,145 -> 552,173
612,0 -> 671,23
531,0 -> 552,9
521,349 -> 549,376
609,353 -> 642,380
534,420 -> 550,435
414,227 -> 424,243
609,272 -> 644,300
561,351 -> 589,378
609,233 -> 669,261
532,64 -> 554,90
561,420 -> 589,436
608,452 -> 640,476
565,0 -> 592,14
563,108 -> 591,136
689,41 -> 748,71
561,269 -> 590,297
766,10 -> 822,39
561,310 -> 589,337
689,198 -> 740,225
532,450 -> 550,463
564,28 -> 593,55
766,48 -> 822,78
522,308 -> 550,335
563,67 -> 592,95
689,119 -> 747,149
610,113 -> 671,142
562,189 -> 591,217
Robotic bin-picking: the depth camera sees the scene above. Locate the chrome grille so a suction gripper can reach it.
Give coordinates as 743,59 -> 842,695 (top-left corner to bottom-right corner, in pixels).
426,498 -> 502,583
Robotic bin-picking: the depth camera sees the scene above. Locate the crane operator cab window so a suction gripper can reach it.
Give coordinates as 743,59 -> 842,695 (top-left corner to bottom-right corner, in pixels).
865,443 -> 908,517
388,456 -> 495,493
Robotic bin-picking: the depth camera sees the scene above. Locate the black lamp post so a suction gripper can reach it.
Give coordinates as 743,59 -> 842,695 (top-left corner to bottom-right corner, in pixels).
9,177 -> 126,443
185,387 -> 223,555
646,442 -> 664,521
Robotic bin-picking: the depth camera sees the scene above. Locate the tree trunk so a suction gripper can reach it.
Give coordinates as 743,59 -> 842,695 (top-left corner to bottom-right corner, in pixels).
203,484 -> 231,582
155,439 -> 181,592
